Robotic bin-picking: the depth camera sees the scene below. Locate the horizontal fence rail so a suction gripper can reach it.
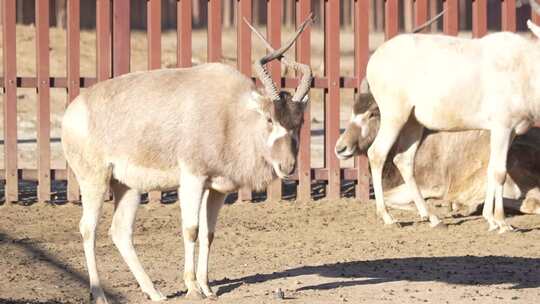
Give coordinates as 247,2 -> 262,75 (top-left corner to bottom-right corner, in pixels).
1,0 -> 540,204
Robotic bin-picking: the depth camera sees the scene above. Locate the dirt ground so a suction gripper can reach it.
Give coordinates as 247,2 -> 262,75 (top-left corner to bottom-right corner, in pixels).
1,199 -> 540,304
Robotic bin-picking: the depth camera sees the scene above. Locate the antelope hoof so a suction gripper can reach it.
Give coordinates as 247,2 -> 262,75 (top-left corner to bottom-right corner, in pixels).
146,290 -> 166,302
486,219 -> 498,232
186,289 -> 204,300
198,282 -> 218,300
497,223 -> 515,234
384,221 -> 402,229
428,215 -> 446,229
420,215 -> 429,222
95,298 -> 109,304
380,213 -> 398,227
89,289 -> 109,304
431,221 -> 447,229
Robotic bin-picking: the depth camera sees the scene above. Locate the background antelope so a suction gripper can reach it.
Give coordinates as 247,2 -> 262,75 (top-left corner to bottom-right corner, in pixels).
61,15 -> 313,303
359,1 -> 540,233
336,93 -> 540,219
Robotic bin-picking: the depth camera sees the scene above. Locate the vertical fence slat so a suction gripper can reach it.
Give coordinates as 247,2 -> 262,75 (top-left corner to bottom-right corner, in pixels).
472,0 -> 487,38
430,0 -> 438,32
325,1 -> 340,200
296,0 -> 311,202
354,0 -> 370,202
208,0 -> 222,62
237,0 -> 252,201
36,0 -> 51,203
2,0 -> 18,203
443,0 -> 459,35
177,0 -> 192,67
266,0 -> 282,201
502,0 -> 516,32
148,0 -> 162,69
113,0 -> 130,76
532,0 -> 540,24
67,0 -> 80,202
414,0 -> 428,31
147,0 -> 162,203
385,0 -> 398,39
97,0 -> 111,81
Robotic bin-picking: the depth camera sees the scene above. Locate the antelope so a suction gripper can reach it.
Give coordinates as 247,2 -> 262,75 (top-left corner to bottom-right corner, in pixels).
336,93 -> 540,218
354,1 -> 540,233
61,15 -> 313,303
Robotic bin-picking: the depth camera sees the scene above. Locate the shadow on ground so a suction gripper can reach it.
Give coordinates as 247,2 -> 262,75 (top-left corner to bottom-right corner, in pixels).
212,255 -> 540,294
0,299 -> 68,304
0,229 -> 125,304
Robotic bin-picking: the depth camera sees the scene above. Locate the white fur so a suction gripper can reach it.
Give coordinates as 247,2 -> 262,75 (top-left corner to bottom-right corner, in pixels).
267,123 -> 288,147
365,25 -> 540,232
351,113 -> 370,138
62,97 -> 89,138
245,91 -> 265,114
108,157 -> 179,191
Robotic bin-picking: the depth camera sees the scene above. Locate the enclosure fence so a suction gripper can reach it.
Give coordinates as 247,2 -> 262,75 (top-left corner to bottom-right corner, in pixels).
2,0 -> 540,204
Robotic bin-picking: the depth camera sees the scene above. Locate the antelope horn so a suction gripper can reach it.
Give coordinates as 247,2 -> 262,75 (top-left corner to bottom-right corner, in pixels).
411,8 -> 446,33
245,13 -> 314,103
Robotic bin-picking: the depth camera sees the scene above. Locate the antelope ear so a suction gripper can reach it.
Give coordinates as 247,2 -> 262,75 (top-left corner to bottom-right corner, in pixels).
246,91 -> 267,115
527,19 -> 540,39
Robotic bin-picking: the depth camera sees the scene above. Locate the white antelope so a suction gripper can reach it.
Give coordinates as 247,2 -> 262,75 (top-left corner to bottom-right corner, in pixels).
61,16 -> 313,303
357,2 -> 540,233
336,93 -> 540,217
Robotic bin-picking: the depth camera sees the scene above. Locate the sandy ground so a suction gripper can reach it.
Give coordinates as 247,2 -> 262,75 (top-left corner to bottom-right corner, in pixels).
1,199 -> 540,304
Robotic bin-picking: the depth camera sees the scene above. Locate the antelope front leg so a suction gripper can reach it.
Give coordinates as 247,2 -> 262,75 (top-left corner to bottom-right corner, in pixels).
179,171 -> 207,299
197,189 -> 225,300
491,127 -> 514,233
392,120 -> 444,228
484,127 -> 514,233
109,181 -> 165,301
368,119 -> 407,226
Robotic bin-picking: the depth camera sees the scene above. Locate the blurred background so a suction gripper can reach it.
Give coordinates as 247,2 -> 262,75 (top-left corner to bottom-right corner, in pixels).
4,0 -> 539,31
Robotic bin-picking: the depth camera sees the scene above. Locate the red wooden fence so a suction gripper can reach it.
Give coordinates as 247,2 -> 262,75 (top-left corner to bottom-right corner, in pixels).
1,0 -> 540,204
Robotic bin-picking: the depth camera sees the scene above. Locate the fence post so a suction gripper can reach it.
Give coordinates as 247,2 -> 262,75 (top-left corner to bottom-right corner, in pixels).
67,0 -> 81,203
36,0 -> 51,203
236,0 -> 253,201
354,0 -> 370,202
265,0 -> 283,202
147,0 -> 162,203
443,0 -> 459,35
533,0 -> 540,24
2,0 -> 18,204
113,0 -> 130,76
97,0 -> 111,81
148,0 -> 162,69
472,0 -> 487,37
208,0 -> 222,62
414,0 -> 428,31
237,0 -> 253,201
404,0 -> 414,32
385,0 -> 399,39
296,0 -> 312,202
324,0 -> 341,200
502,0 -> 516,32
177,0 -> 192,67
